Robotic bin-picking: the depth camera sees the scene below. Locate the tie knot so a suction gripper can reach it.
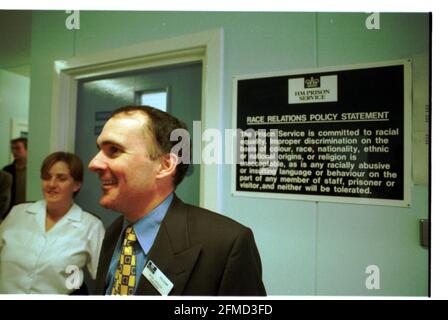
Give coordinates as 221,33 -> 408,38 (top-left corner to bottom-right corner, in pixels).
123,226 -> 137,245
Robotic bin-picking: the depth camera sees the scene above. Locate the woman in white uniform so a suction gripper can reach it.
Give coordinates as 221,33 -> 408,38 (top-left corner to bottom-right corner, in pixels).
0,152 -> 105,294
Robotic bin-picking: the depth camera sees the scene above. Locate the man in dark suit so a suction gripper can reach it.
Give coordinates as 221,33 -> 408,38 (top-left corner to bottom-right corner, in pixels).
89,106 -> 266,296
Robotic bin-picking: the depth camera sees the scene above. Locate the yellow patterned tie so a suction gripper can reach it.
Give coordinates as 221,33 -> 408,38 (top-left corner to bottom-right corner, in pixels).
111,226 -> 137,295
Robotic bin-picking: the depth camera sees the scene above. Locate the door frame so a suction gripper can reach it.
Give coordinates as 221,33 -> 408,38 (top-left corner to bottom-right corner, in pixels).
50,29 -> 223,211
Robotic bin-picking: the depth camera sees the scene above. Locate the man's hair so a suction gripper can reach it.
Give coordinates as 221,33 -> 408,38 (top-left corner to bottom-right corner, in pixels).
110,106 -> 190,187
40,152 -> 84,196
11,137 -> 27,149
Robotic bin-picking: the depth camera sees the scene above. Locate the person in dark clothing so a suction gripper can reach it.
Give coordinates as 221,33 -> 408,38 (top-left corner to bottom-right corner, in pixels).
2,137 -> 28,217
90,106 -> 266,296
0,170 -> 12,220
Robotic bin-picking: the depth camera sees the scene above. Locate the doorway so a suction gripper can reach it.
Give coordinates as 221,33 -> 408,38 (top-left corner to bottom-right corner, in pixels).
50,29 -> 223,213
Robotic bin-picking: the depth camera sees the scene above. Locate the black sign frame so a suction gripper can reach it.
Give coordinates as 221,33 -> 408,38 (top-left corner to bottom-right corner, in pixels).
232,60 -> 412,207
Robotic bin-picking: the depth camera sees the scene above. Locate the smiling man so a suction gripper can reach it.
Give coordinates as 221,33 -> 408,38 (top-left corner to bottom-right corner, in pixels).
90,106 -> 266,296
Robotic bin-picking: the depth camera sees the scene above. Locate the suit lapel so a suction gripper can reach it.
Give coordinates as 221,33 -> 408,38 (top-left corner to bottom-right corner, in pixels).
96,217 -> 123,294
136,195 -> 202,295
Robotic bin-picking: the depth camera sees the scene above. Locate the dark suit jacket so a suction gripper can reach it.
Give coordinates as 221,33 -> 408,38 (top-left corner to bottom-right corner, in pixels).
2,163 -> 16,217
0,170 -> 12,219
94,195 -> 266,296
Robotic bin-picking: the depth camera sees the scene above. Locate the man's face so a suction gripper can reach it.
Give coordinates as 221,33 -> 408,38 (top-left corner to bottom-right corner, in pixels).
11,141 -> 27,161
88,113 -> 161,215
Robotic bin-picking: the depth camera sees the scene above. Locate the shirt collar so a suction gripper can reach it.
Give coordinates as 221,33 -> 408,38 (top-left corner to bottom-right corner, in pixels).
123,193 -> 173,254
27,199 -> 82,222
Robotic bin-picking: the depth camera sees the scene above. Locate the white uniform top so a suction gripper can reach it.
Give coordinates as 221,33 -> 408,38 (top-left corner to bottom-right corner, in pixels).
0,200 -> 105,294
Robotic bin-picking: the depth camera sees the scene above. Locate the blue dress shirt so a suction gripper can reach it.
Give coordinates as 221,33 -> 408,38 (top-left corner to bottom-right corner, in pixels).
105,193 -> 173,294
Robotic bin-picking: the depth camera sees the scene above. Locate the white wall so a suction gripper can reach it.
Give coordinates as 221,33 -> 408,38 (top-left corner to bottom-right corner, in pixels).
0,69 -> 30,168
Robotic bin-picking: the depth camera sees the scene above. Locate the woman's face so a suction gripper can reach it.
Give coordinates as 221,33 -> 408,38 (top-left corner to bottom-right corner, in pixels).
41,161 -> 81,207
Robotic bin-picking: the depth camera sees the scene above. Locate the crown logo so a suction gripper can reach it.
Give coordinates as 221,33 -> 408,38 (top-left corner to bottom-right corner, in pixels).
304,76 -> 320,88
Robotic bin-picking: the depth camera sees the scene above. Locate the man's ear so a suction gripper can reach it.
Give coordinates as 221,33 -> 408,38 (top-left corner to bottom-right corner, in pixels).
156,153 -> 178,179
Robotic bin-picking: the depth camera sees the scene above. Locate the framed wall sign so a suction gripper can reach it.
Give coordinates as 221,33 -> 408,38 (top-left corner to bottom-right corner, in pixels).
232,60 -> 412,207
